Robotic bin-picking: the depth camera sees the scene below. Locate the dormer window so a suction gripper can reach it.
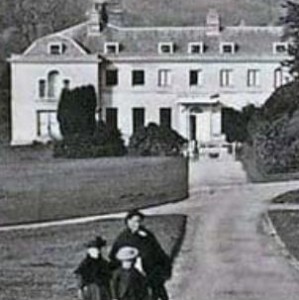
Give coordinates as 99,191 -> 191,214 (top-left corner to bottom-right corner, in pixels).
158,43 -> 174,54
273,42 -> 289,54
220,42 -> 235,54
104,42 -> 120,54
48,43 -> 64,55
188,42 -> 204,54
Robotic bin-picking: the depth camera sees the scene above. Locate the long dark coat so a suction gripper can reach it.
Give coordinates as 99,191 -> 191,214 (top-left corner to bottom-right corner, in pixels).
111,267 -> 150,300
74,255 -> 111,300
109,227 -> 171,286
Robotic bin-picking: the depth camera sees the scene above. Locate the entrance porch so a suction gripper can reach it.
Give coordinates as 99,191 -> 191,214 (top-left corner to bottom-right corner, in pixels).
177,97 -> 229,158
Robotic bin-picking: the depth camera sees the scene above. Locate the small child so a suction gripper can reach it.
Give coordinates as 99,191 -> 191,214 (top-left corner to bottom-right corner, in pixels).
74,236 -> 111,300
111,246 -> 150,300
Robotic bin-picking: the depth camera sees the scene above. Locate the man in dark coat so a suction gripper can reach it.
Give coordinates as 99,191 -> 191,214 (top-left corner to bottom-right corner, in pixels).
109,210 -> 171,300
75,236 -> 111,300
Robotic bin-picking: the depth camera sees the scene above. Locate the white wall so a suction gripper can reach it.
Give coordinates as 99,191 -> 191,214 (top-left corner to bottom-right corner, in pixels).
11,58 -> 286,145
11,61 -> 98,145
101,60 -> 284,142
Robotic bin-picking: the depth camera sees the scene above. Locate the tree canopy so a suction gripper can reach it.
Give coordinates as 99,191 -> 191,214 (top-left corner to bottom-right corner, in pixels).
282,0 -> 299,79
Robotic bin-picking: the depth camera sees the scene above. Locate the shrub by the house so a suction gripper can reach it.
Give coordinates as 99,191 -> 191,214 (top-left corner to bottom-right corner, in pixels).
222,104 -> 257,143
128,122 -> 187,156
55,85 -> 126,158
246,81 -> 299,173
57,85 -> 97,137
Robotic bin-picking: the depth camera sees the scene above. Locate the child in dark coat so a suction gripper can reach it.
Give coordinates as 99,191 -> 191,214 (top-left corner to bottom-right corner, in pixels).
75,236 -> 111,300
111,246 -> 150,300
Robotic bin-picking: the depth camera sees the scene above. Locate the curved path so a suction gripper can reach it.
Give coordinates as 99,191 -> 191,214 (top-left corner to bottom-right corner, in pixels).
147,159 -> 299,300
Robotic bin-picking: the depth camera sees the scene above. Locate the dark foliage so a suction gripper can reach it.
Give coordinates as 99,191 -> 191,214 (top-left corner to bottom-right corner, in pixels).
0,89 -> 10,143
221,104 -> 258,142
57,85 -> 97,138
54,120 -> 126,159
245,80 -> 299,173
281,1 -> 299,79
128,123 -> 187,156
261,81 -> 299,120
56,85 -> 126,158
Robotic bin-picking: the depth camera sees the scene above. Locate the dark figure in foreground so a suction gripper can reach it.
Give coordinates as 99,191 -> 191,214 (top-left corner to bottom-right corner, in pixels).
75,236 -> 111,300
111,246 -> 150,300
109,210 -> 172,300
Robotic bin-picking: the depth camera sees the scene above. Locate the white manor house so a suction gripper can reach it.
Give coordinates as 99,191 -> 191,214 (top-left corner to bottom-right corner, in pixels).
9,0 -> 290,146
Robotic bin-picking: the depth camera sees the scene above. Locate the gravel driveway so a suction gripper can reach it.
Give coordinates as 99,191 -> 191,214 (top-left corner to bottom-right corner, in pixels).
146,158 -> 299,300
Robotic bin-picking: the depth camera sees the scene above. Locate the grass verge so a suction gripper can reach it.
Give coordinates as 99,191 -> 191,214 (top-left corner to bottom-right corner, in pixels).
0,155 -> 188,225
0,214 -> 186,300
268,210 -> 299,262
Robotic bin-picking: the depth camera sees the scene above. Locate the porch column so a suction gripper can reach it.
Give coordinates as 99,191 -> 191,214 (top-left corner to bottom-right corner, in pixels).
211,105 -> 222,136
178,105 -> 189,140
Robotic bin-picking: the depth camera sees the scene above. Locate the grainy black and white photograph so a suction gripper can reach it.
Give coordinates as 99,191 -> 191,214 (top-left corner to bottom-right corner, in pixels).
2,0 -> 299,299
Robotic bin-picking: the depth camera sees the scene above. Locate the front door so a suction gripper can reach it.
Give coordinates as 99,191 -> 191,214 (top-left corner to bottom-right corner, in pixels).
190,115 -> 196,141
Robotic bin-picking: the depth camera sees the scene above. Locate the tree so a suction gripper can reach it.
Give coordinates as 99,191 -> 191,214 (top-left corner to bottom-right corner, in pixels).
55,84 -> 126,158
282,0 -> 299,79
221,105 -> 258,143
57,85 -> 97,138
0,0 -> 88,47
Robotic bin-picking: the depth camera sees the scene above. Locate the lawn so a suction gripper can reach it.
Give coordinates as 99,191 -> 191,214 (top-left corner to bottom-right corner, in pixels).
0,145 -> 188,225
0,214 -> 186,300
268,210 -> 299,262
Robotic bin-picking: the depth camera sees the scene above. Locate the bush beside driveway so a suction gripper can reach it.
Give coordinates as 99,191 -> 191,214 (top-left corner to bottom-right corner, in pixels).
0,156 -> 188,225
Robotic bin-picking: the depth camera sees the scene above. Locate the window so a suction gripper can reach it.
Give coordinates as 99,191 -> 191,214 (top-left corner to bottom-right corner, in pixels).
38,79 -> 46,98
104,42 -> 120,54
274,68 -> 283,88
247,69 -> 260,87
220,69 -> 233,87
158,69 -> 171,87
273,68 -> 290,88
189,70 -> 203,86
158,43 -> 174,54
106,69 -> 118,86
220,43 -> 235,54
132,108 -> 145,133
160,108 -> 172,128
47,71 -> 59,98
48,43 -> 63,55
37,110 -> 60,137
188,42 -> 204,54
106,108 -> 118,129
132,70 -> 145,86
273,42 -> 289,54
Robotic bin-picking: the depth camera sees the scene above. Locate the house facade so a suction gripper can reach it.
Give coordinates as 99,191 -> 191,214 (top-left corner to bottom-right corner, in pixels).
9,0 -> 290,146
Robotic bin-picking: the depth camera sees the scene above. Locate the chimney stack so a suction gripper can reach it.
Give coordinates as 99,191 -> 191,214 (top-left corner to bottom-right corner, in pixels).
89,0 -> 123,32
206,9 -> 221,36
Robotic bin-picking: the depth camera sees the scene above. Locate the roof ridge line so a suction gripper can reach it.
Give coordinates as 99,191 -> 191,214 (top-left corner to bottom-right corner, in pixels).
106,23 -> 283,32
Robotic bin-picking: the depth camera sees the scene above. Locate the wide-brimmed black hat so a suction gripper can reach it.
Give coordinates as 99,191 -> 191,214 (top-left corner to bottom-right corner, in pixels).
86,236 -> 107,249
125,209 -> 145,223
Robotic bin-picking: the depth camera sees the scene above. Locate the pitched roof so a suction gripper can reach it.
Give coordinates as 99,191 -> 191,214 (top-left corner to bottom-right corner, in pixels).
21,19 -> 287,60
68,22 -> 286,58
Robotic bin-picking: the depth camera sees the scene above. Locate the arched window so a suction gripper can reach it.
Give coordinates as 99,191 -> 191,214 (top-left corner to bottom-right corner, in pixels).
47,71 -> 59,98
274,68 -> 283,89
